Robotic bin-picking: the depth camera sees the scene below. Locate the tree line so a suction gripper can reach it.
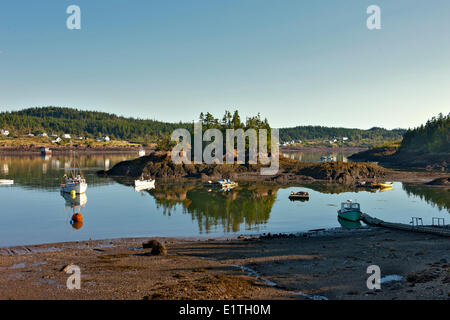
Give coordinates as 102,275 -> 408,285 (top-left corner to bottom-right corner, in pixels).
400,113 -> 449,153
0,106 -> 410,147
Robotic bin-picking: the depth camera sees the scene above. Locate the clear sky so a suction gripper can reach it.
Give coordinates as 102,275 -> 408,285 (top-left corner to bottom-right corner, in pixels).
0,0 -> 449,129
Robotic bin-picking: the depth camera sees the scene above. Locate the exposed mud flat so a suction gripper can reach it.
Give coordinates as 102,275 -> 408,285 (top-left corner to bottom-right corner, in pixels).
0,228 -> 448,300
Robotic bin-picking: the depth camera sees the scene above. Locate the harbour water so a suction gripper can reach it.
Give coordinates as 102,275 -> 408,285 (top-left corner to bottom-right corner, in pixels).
0,154 -> 448,247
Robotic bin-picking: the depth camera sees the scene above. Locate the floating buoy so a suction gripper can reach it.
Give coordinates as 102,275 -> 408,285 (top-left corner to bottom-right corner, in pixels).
71,220 -> 83,230
71,190 -> 76,199
71,213 -> 83,222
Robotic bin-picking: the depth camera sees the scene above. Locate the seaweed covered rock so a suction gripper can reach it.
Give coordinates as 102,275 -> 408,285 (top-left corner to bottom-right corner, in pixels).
99,152 -> 387,184
143,239 -> 167,256
295,161 -> 387,184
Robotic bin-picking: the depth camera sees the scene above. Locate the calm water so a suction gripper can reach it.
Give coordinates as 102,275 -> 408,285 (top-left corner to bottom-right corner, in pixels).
0,154 -> 448,247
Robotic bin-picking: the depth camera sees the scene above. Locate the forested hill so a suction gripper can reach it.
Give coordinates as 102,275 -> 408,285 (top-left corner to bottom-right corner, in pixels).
279,126 -> 405,146
400,113 -> 449,153
0,106 -> 406,146
0,107 -> 190,142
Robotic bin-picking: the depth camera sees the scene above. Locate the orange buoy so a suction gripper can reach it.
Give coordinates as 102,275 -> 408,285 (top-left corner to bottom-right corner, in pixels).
71,213 -> 83,222
71,220 -> 83,230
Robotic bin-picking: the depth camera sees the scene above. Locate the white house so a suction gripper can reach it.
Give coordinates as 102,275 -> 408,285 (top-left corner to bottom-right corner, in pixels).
342,137 -> 349,141
38,132 -> 48,137
101,136 -> 110,142
51,137 -> 62,143
1,129 -> 9,136
61,134 -> 71,139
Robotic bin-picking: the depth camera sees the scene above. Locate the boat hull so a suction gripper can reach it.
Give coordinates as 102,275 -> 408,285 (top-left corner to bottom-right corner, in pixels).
337,210 -> 361,222
289,195 -> 309,201
337,217 -> 362,229
61,182 -> 87,194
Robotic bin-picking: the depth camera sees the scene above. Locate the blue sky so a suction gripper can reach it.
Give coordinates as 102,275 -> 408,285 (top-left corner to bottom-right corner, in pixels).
0,0 -> 449,129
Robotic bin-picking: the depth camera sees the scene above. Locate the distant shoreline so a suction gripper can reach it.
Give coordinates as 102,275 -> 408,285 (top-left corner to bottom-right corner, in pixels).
0,145 -> 155,155
280,146 -> 368,153
0,145 -> 366,155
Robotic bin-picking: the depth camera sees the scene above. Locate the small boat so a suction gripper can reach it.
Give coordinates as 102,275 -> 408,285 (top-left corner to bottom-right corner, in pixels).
0,179 -> 14,185
289,191 -> 310,201
40,147 -> 52,155
61,174 -> 87,194
378,182 -> 393,188
138,149 -> 146,157
337,200 -> 362,222
61,152 -> 87,194
134,178 -> 155,190
205,179 -> 238,189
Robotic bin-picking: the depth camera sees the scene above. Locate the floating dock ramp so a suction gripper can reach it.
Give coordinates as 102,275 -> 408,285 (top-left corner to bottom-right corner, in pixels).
361,213 -> 450,238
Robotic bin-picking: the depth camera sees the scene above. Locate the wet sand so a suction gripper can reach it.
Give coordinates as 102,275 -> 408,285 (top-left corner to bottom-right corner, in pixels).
1,227 -> 448,300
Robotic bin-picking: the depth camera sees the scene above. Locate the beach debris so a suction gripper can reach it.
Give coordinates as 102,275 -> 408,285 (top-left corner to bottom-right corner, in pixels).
142,239 -> 159,249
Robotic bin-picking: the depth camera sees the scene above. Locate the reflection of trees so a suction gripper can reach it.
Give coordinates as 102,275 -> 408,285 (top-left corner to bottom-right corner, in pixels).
0,155 -> 130,191
148,183 -> 280,234
402,183 -> 450,213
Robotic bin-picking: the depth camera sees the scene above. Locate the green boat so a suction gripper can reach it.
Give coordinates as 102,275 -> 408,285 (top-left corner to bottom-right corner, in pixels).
337,217 -> 362,229
337,200 -> 362,222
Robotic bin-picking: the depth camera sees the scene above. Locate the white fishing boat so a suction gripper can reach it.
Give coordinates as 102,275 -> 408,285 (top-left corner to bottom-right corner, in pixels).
61,174 -> 87,194
60,153 -> 87,194
134,178 -> 155,191
0,179 -> 14,185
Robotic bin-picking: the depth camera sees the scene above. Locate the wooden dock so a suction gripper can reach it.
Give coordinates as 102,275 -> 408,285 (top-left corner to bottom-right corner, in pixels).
361,213 -> 450,238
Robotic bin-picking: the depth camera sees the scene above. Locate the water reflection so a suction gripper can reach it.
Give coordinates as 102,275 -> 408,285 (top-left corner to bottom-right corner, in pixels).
115,180 -> 281,233
0,154 -> 134,191
402,183 -> 450,212
109,178 -> 449,234
1,153 -> 449,246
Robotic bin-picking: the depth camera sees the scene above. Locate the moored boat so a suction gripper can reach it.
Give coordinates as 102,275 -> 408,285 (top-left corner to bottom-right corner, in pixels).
289,191 -> 310,201
337,200 -> 362,222
378,182 -> 393,188
40,147 -> 52,155
205,179 -> 238,189
0,179 -> 14,185
61,174 -> 87,194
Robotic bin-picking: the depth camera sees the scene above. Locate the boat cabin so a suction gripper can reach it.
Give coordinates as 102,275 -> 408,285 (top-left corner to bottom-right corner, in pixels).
341,200 -> 360,212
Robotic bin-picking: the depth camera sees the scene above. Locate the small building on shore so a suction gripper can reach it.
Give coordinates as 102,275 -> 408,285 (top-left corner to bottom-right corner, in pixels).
1,129 -> 9,136
61,134 -> 71,139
